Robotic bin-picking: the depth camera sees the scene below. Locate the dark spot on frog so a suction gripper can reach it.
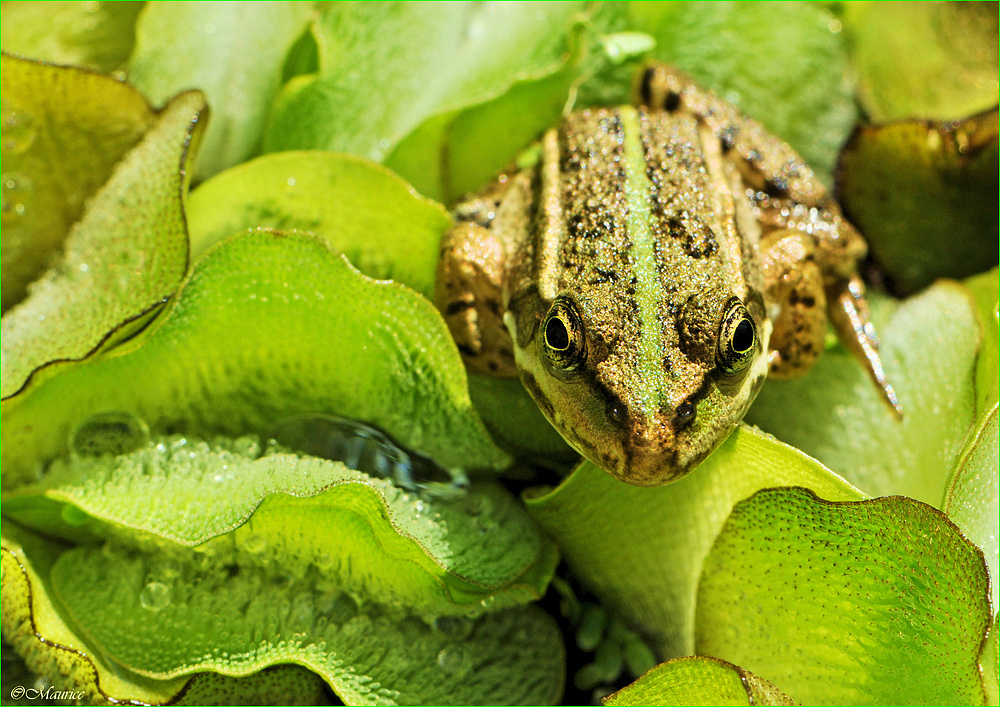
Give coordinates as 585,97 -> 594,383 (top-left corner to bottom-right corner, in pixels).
444,300 -> 474,316
720,125 -> 738,152
667,214 -> 718,258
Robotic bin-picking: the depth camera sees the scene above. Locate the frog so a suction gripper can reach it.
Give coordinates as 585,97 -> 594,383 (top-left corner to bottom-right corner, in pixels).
435,64 -> 900,487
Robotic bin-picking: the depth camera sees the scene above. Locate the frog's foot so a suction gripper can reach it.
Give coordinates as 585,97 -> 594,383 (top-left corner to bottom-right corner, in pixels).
761,230 -> 827,379
435,222 -> 518,377
828,275 -> 903,418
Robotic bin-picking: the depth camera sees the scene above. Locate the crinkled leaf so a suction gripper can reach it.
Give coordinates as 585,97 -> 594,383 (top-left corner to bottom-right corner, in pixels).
943,406 -> 999,611
842,2 -> 999,122
526,425 -> 863,659
603,656 -> 794,707
1,527 -> 339,705
1,88 -> 204,400
51,541 -> 564,706
0,54 -> 157,312
696,488 -> 993,706
0,2 -> 143,73
982,615 -> 999,705
264,2 -> 582,201
186,151 -> 450,298
6,434 -> 556,614
747,283 -> 979,506
127,1 -> 314,180
1,526 -> 189,704
1,230 -> 507,490
836,110 -> 998,294
626,2 -> 856,182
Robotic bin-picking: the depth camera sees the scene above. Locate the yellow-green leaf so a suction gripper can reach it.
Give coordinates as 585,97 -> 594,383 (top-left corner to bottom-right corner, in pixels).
0,54 -> 157,311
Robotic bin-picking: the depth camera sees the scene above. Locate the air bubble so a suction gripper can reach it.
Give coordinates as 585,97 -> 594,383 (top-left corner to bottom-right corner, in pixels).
139,581 -> 172,611
314,553 -> 335,571
1,102 -> 38,155
1,173 -> 34,219
433,615 -> 473,640
436,645 -> 470,674
70,411 -> 150,457
242,534 -> 267,554
232,435 -> 261,458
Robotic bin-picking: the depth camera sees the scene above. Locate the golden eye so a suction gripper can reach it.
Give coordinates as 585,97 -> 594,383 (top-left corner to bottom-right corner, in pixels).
542,298 -> 586,373
717,298 -> 757,374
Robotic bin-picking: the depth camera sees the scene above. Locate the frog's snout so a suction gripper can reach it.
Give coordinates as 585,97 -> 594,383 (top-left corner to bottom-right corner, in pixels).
610,418 -> 695,487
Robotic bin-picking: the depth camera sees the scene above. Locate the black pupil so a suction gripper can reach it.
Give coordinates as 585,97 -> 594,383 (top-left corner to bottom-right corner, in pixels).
732,319 -> 753,353
677,401 -> 695,422
546,315 -> 570,350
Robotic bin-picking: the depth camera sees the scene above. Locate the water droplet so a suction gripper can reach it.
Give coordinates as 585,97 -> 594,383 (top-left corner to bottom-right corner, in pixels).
243,534 -> 267,554
436,645 -> 470,674
433,615 -> 473,640
71,411 -> 150,457
463,493 -> 493,517
232,435 -> 261,458
1,102 -> 38,154
139,581 -> 172,611
286,177 -> 296,186
1,173 -> 34,218
60,504 -> 90,527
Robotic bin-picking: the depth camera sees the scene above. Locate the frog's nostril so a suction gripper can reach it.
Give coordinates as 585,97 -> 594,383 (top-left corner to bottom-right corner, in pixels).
676,401 -> 696,426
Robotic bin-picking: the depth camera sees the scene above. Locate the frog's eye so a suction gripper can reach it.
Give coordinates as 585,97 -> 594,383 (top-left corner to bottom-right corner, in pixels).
542,298 -> 587,373
717,299 -> 757,374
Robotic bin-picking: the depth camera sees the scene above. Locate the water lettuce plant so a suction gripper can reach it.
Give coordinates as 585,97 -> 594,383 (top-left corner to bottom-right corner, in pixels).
1,3 -> 996,705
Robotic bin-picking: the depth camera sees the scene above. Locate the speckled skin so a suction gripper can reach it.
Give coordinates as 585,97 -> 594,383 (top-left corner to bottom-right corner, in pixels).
436,65 -> 897,486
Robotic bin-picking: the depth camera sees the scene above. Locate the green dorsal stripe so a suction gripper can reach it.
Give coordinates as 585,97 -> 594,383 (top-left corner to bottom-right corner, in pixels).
619,106 -> 664,413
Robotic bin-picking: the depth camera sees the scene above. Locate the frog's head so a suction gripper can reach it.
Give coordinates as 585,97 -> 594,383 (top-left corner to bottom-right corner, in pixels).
508,285 -> 770,486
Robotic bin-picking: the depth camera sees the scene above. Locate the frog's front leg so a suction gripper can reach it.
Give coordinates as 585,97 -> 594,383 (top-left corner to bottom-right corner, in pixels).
435,207 -> 518,378
761,230 -> 827,379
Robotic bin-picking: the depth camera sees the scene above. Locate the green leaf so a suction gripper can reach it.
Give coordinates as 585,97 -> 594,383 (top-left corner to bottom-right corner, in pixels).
525,425 -> 863,659
627,1 -> 856,183
942,406 -> 998,611
981,614 -> 999,705
746,283 -> 980,506
264,2 -> 583,201
127,1 -> 314,180
6,433 -> 556,614
0,2 -> 143,73
1,230 -> 507,490
1,527 -> 350,705
696,488 -> 993,706
964,267 -> 999,419
836,110 -> 998,295
1,86 -> 205,400
842,2 -> 999,122
467,375 -> 575,462
603,656 -> 794,707
384,66 -> 576,204
186,151 -> 450,298
0,54 -> 157,312
50,541 -> 564,706
0,526 -> 190,704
